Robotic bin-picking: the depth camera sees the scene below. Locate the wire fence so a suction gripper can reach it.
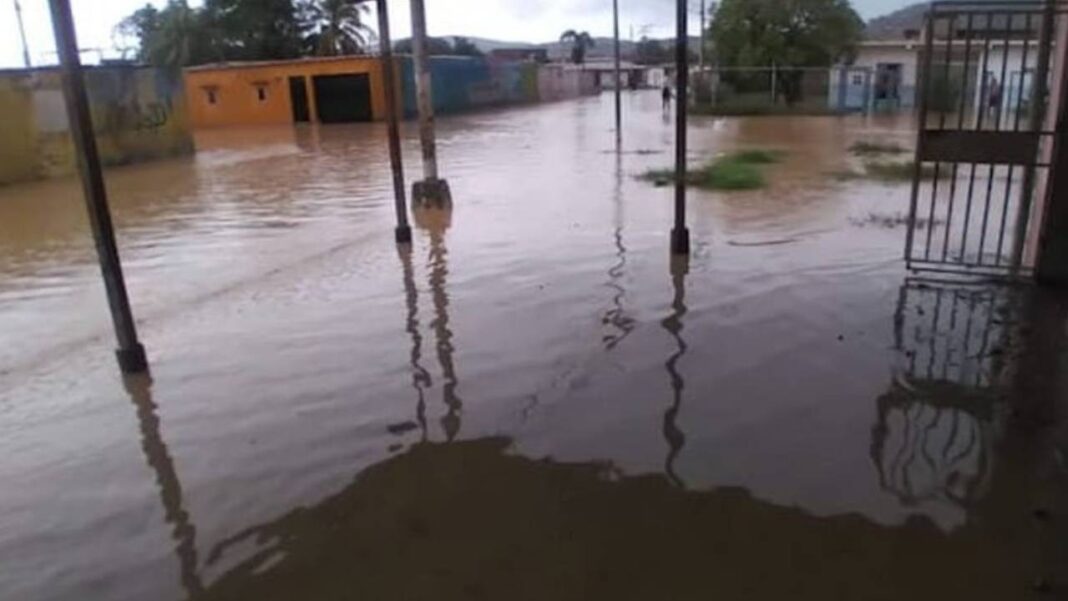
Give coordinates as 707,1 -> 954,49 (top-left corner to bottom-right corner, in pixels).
691,66 -> 874,115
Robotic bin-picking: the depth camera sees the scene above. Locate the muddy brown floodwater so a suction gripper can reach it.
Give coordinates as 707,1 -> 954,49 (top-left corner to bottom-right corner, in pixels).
1,92 -> 1066,600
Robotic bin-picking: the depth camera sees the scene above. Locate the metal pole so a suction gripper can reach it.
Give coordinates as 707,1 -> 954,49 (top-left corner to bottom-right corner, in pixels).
47,0 -> 148,373
671,0 -> 690,255
699,0 -> 706,70
377,0 -> 412,244
613,0 -> 622,144
14,0 -> 31,67
409,0 -> 451,207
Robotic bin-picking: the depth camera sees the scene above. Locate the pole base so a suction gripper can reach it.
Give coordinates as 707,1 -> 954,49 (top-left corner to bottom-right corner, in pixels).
115,343 -> 149,374
412,178 -> 452,208
395,225 -> 413,244
671,227 -> 691,255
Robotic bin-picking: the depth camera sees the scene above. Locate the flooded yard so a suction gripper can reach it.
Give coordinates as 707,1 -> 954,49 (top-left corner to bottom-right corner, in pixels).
1,91 -> 1065,600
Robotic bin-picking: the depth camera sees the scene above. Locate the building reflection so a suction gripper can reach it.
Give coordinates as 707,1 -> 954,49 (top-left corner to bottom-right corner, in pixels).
123,374 -> 204,598
661,256 -> 689,488
415,207 -> 463,442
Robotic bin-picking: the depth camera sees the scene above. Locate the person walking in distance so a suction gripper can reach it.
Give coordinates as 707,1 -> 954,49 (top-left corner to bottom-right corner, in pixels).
662,83 -> 674,112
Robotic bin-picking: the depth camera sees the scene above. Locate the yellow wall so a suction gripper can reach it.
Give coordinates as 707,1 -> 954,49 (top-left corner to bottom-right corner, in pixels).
184,56 -> 395,128
0,76 -> 39,183
0,67 -> 194,186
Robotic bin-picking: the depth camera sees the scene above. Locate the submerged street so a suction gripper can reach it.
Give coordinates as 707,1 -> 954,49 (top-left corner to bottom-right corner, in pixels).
1,92 -> 1066,600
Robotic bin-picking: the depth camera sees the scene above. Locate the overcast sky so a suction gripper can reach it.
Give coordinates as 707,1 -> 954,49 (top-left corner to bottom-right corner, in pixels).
1,0 -> 916,69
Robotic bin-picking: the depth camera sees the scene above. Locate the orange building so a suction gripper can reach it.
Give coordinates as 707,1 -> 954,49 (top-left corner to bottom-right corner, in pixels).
184,56 -> 400,128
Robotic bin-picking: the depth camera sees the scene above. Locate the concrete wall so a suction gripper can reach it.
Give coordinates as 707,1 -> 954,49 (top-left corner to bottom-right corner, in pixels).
0,66 -> 194,186
184,56 -> 394,128
401,56 -> 597,117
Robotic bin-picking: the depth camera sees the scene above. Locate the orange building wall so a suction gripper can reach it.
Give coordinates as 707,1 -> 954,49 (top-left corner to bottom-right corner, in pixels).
184,56 -> 394,129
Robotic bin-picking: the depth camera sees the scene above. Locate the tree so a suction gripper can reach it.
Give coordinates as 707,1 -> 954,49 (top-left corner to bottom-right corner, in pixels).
207,0 -> 305,61
710,0 -> 863,104
301,0 -> 374,56
116,0 -> 221,67
559,30 -> 595,65
394,36 -> 456,56
635,37 -> 669,65
451,37 -> 483,57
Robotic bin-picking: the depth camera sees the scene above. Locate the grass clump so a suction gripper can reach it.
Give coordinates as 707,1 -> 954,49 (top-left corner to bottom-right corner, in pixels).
849,141 -> 908,156
639,150 -> 783,191
832,161 -> 952,183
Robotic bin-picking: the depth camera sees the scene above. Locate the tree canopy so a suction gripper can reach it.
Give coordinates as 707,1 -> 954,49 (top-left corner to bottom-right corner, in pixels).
393,36 -> 482,57
116,0 -> 374,67
710,0 -> 864,68
559,30 -> 595,65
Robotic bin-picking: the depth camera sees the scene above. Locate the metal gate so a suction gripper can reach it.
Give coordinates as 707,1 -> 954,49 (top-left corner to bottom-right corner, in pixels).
906,1 -> 1067,278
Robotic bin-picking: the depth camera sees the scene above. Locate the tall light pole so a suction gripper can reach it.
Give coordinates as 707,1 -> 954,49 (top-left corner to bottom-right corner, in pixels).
613,0 -> 622,145
376,0 -> 413,244
671,0 -> 690,255
699,0 -> 706,70
14,0 -> 32,67
47,0 -> 148,373
409,0 -> 451,208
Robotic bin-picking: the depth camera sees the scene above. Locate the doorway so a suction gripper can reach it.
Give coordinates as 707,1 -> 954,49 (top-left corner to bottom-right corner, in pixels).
289,77 -> 310,123
312,73 -> 373,123
874,63 -> 903,110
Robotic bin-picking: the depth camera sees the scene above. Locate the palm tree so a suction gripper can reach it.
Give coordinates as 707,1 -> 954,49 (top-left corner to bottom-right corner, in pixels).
559,30 -> 595,65
302,0 -> 374,57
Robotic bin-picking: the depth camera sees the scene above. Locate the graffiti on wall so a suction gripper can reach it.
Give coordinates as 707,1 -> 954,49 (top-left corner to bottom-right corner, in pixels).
100,100 -> 172,133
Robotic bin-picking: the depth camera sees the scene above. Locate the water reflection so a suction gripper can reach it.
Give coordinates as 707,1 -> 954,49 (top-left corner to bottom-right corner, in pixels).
662,256 -> 689,487
123,374 -> 204,597
874,279 -> 1066,511
393,244 -> 431,442
415,207 -> 463,442
192,436 -> 1042,600
602,152 -> 634,350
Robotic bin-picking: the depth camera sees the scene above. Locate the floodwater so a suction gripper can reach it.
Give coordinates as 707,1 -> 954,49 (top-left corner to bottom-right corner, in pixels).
1,92 -> 1066,600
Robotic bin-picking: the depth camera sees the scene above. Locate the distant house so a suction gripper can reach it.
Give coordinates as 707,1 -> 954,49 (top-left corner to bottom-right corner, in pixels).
580,60 -> 648,90
840,3 -> 1043,112
489,48 -> 549,63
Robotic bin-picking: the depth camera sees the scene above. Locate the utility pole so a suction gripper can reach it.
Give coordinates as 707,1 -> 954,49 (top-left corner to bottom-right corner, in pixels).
14,0 -> 32,67
699,0 -> 706,70
409,0 -> 451,207
672,0 -> 691,255
47,0 -> 148,373
377,0 -> 412,244
613,0 -> 622,145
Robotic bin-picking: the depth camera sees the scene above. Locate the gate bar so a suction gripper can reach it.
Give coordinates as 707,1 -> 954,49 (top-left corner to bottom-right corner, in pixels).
47,0 -> 148,373
905,6 -> 937,264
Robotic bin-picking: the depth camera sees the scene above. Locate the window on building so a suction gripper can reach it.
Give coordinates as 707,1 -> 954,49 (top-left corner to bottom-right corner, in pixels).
257,86 -> 267,102
205,88 -> 218,104
852,74 -> 864,86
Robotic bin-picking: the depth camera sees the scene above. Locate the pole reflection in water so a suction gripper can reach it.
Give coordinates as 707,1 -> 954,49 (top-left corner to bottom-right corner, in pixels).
123,374 -> 204,597
415,207 -> 463,442
603,150 -> 634,350
662,255 -> 689,487
394,243 -> 431,442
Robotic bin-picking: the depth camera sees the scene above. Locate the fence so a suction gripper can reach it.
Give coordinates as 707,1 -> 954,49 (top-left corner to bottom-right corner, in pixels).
692,66 -> 873,115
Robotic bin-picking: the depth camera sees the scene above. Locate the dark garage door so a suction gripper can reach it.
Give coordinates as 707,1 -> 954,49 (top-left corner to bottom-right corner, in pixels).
312,74 -> 373,123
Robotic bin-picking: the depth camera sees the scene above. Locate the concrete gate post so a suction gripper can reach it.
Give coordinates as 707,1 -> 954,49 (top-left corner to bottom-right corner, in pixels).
409,0 -> 451,208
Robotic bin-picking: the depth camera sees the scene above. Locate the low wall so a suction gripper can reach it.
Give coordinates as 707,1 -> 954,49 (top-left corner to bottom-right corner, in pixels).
0,66 -> 193,186
401,57 -> 598,117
